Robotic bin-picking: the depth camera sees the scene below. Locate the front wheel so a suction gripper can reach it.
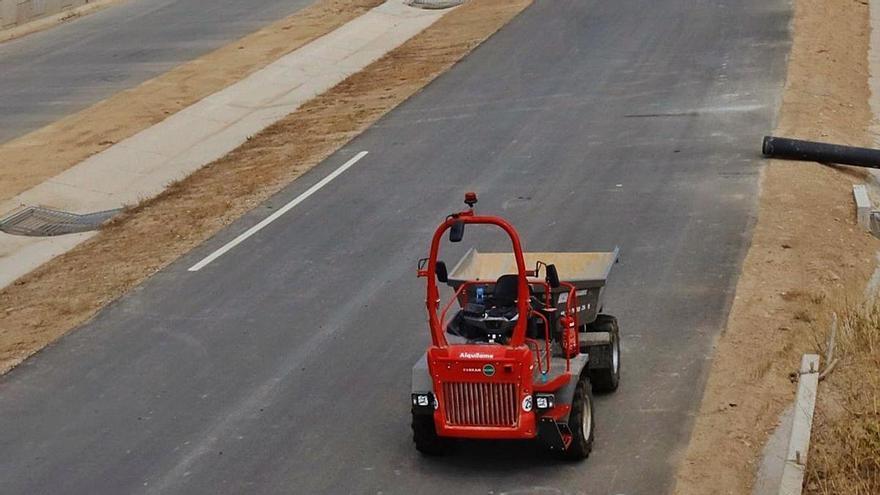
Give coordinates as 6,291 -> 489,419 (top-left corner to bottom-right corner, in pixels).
412,413 -> 446,456
561,377 -> 595,460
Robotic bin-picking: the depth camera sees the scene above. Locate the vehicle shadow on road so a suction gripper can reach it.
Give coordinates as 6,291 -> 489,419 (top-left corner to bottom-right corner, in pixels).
418,439 -> 571,472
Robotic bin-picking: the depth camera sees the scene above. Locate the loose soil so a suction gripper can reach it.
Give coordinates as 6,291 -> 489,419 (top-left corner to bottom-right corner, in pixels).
674,0 -> 880,494
0,0 -> 385,204
0,0 -> 533,373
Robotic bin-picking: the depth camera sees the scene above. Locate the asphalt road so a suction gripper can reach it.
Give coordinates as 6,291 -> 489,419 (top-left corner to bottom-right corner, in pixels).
0,0 -> 791,493
0,0 -> 315,144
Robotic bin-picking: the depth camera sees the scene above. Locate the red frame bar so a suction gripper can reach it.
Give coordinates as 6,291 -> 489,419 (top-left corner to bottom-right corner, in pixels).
422,211 -> 531,349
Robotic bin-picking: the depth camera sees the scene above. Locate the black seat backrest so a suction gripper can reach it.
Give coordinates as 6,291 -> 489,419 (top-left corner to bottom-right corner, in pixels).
493,274 -> 520,308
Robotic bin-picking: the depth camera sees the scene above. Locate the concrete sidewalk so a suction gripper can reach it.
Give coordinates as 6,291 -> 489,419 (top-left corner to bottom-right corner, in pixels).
0,0 -> 450,289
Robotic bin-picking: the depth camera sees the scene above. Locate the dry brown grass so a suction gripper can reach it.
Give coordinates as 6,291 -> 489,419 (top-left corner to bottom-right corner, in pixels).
806,299 -> 880,495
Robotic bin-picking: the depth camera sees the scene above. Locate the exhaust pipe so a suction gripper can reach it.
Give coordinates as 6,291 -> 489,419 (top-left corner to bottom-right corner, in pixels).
762,136 -> 880,170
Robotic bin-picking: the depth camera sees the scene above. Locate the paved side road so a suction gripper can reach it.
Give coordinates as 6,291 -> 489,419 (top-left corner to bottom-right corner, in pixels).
0,0 -> 791,493
0,1 -> 446,291
0,0 -> 315,144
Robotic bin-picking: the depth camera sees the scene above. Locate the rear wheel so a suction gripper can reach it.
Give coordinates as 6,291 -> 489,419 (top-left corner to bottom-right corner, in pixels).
412,413 -> 446,456
562,377 -> 595,460
586,314 -> 620,393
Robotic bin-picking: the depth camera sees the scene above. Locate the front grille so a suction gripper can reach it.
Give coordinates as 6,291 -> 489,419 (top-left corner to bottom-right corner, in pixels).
442,381 -> 518,427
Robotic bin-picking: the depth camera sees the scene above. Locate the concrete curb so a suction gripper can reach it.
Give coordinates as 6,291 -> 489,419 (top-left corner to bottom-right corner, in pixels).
854,184 -> 871,230
779,354 -> 820,495
852,184 -> 880,236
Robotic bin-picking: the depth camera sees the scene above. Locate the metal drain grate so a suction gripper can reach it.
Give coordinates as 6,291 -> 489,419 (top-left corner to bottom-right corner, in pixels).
406,0 -> 464,9
0,206 -> 121,237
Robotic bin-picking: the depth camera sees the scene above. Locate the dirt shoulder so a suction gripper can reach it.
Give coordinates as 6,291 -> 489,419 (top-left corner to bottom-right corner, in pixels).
674,0 -> 879,494
0,0 -> 533,373
0,0 -> 384,205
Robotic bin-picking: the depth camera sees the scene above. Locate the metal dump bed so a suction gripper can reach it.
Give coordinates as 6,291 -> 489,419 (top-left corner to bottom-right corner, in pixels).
447,248 -> 618,290
446,247 -> 619,325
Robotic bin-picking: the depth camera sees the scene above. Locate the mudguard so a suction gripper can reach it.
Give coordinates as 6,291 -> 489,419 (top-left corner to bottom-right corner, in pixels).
411,353 -> 434,394
551,354 -> 590,422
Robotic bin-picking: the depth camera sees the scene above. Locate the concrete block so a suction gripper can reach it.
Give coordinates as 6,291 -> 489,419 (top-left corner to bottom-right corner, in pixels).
5,2 -> 15,26
32,0 -> 47,17
871,211 -> 880,236
15,1 -> 34,24
853,184 -> 871,230
1,0 -> 19,27
779,354 -> 819,495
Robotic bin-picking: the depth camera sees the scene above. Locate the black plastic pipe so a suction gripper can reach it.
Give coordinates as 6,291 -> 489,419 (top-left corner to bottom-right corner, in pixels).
762,135 -> 880,169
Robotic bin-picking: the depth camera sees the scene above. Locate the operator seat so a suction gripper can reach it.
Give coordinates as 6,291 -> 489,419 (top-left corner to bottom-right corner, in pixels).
494,274 -> 546,340
445,275 -> 537,341
489,274 -> 540,319
492,274 -> 520,308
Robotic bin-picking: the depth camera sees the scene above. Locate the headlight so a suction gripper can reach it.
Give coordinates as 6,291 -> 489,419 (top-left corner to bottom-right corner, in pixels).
535,393 -> 555,410
412,393 -> 437,409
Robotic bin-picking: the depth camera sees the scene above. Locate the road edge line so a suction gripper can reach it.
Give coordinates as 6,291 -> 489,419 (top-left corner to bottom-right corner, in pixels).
187,151 -> 368,272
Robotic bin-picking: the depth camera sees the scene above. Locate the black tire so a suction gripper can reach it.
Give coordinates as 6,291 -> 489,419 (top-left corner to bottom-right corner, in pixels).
586,314 -> 621,393
562,377 -> 595,460
412,413 -> 446,456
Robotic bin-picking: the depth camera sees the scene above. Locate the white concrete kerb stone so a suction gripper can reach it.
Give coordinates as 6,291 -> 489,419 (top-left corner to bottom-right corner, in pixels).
0,0 -> 452,289
853,184 -> 872,230
778,354 -> 820,495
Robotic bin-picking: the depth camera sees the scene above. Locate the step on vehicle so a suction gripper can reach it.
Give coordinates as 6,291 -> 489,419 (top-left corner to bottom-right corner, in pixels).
411,193 -> 621,459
